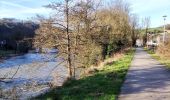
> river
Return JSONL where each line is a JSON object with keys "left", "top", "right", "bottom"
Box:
{"left": 0, "top": 53, "right": 68, "bottom": 99}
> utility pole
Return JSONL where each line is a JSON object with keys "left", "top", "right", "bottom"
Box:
{"left": 163, "top": 15, "right": 167, "bottom": 43}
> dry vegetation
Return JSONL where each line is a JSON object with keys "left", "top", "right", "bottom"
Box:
{"left": 34, "top": 0, "right": 140, "bottom": 79}
{"left": 156, "top": 41, "right": 170, "bottom": 67}
{"left": 157, "top": 40, "right": 170, "bottom": 58}
{"left": 0, "top": 0, "right": 141, "bottom": 99}
{"left": 35, "top": 48, "right": 135, "bottom": 100}
{"left": 145, "top": 40, "right": 170, "bottom": 68}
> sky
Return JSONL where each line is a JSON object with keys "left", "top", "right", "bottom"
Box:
{"left": 0, "top": 0, "right": 170, "bottom": 27}
{"left": 128, "top": 0, "right": 170, "bottom": 28}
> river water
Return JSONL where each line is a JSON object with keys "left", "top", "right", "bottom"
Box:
{"left": 0, "top": 53, "right": 68, "bottom": 99}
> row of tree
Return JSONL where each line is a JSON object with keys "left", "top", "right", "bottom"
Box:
{"left": 34, "top": 0, "right": 140, "bottom": 78}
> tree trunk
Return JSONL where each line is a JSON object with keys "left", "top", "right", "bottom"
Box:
{"left": 65, "top": 0, "right": 72, "bottom": 78}
{"left": 143, "top": 28, "right": 148, "bottom": 46}
{"left": 102, "top": 44, "right": 108, "bottom": 60}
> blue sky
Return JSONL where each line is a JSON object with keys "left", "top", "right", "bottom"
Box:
{"left": 0, "top": 0, "right": 170, "bottom": 27}
{"left": 129, "top": 0, "right": 170, "bottom": 27}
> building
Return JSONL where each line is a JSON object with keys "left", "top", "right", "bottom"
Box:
{"left": 147, "top": 30, "right": 170, "bottom": 47}
{"left": 136, "top": 39, "right": 143, "bottom": 47}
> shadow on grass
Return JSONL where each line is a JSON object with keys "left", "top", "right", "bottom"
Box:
{"left": 35, "top": 50, "right": 134, "bottom": 100}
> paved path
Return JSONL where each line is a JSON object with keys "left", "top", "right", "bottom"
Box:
{"left": 119, "top": 48, "right": 170, "bottom": 100}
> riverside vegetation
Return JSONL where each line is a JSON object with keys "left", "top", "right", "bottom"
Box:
{"left": 32, "top": 0, "right": 140, "bottom": 99}
{"left": 34, "top": 0, "right": 140, "bottom": 79}
{"left": 1, "top": 0, "right": 141, "bottom": 99}
{"left": 35, "top": 48, "right": 135, "bottom": 100}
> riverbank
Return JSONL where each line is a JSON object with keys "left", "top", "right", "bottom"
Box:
{"left": 35, "top": 48, "right": 135, "bottom": 100}
{"left": 0, "top": 52, "right": 67, "bottom": 99}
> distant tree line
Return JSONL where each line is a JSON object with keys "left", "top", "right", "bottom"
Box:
{"left": 0, "top": 18, "right": 39, "bottom": 53}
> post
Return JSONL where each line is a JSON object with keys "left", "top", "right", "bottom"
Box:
{"left": 163, "top": 15, "right": 167, "bottom": 43}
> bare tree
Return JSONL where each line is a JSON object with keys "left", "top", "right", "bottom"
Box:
{"left": 34, "top": 0, "right": 74, "bottom": 78}
{"left": 34, "top": 0, "right": 102, "bottom": 78}
{"left": 142, "top": 17, "right": 150, "bottom": 46}
{"left": 95, "top": 0, "right": 133, "bottom": 56}
{"left": 130, "top": 14, "right": 139, "bottom": 47}
{"left": 34, "top": 0, "right": 139, "bottom": 79}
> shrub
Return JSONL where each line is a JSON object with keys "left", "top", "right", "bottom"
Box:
{"left": 156, "top": 41, "right": 170, "bottom": 58}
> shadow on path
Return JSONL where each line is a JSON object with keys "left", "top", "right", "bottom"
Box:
{"left": 119, "top": 48, "right": 170, "bottom": 100}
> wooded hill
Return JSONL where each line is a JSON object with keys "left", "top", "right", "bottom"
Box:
{"left": 0, "top": 18, "right": 39, "bottom": 52}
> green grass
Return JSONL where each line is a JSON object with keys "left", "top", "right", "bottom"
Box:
{"left": 0, "top": 50, "right": 15, "bottom": 58}
{"left": 144, "top": 48, "right": 170, "bottom": 69}
{"left": 35, "top": 49, "right": 135, "bottom": 100}
{"left": 140, "top": 27, "right": 163, "bottom": 35}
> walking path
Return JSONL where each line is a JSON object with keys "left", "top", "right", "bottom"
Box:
{"left": 119, "top": 48, "right": 170, "bottom": 100}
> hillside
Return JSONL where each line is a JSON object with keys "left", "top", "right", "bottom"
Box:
{"left": 0, "top": 18, "right": 39, "bottom": 52}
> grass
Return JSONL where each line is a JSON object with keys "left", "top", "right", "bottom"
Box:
{"left": 35, "top": 49, "right": 135, "bottom": 100}
{"left": 140, "top": 27, "right": 163, "bottom": 35}
{"left": 144, "top": 48, "right": 170, "bottom": 69}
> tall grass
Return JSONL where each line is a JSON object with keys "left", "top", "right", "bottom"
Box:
{"left": 145, "top": 47, "right": 170, "bottom": 69}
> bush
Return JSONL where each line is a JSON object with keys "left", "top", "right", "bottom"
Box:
{"left": 156, "top": 41, "right": 170, "bottom": 58}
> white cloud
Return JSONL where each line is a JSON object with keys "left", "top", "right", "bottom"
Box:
{"left": 1, "top": 1, "right": 30, "bottom": 9}
{"left": 0, "top": 0, "right": 53, "bottom": 19}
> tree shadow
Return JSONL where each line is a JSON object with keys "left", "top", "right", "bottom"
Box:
{"left": 120, "top": 64, "right": 170, "bottom": 95}
{"left": 119, "top": 48, "right": 170, "bottom": 99}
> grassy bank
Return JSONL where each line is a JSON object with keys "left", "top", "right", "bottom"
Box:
{"left": 144, "top": 48, "right": 170, "bottom": 69}
{"left": 35, "top": 49, "right": 135, "bottom": 100}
